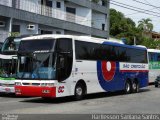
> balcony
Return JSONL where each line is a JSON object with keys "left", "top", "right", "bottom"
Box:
{"left": 0, "top": 0, "right": 92, "bottom": 28}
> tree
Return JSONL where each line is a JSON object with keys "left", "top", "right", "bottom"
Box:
{"left": 110, "top": 9, "right": 140, "bottom": 44}
{"left": 138, "top": 18, "right": 153, "bottom": 32}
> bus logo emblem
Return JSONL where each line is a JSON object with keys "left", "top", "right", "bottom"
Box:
{"left": 58, "top": 86, "right": 64, "bottom": 93}
{"left": 101, "top": 61, "right": 116, "bottom": 81}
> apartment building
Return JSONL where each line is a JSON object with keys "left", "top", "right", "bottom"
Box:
{"left": 0, "top": 0, "right": 109, "bottom": 42}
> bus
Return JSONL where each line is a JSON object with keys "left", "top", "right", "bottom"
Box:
{"left": 148, "top": 49, "right": 160, "bottom": 83}
{"left": 15, "top": 35, "right": 148, "bottom": 100}
{"left": 0, "top": 35, "right": 36, "bottom": 93}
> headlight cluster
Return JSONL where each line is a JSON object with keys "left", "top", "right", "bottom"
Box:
{"left": 15, "top": 82, "right": 22, "bottom": 86}
{"left": 41, "top": 83, "right": 54, "bottom": 87}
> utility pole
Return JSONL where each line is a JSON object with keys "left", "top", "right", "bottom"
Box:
{"left": 8, "top": 17, "right": 13, "bottom": 37}
{"left": 134, "top": 36, "right": 136, "bottom": 45}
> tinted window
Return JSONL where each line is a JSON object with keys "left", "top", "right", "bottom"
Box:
{"left": 75, "top": 41, "right": 98, "bottom": 60}
{"left": 56, "top": 38, "right": 72, "bottom": 52}
{"left": 75, "top": 40, "right": 147, "bottom": 63}
{"left": 149, "top": 52, "right": 160, "bottom": 61}
{"left": 127, "top": 49, "right": 147, "bottom": 63}
{"left": 19, "top": 39, "right": 54, "bottom": 52}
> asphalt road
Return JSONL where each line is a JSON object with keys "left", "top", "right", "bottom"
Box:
{"left": 0, "top": 85, "right": 160, "bottom": 120}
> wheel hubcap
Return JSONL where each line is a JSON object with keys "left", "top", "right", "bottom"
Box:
{"left": 76, "top": 87, "right": 82, "bottom": 96}
{"left": 126, "top": 83, "right": 130, "bottom": 92}
{"left": 133, "top": 83, "right": 137, "bottom": 90}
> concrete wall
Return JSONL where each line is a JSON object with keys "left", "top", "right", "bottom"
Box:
{"left": 92, "top": 11, "right": 107, "bottom": 31}
{"left": 52, "top": 0, "right": 65, "bottom": 20}
{"left": 39, "top": 24, "right": 64, "bottom": 34}
{"left": 0, "top": 0, "right": 12, "bottom": 7}
{"left": 65, "top": 2, "right": 92, "bottom": 27}
{"left": 76, "top": 6, "right": 92, "bottom": 27}
{"left": 13, "top": 20, "right": 39, "bottom": 35}
{"left": 0, "top": 30, "right": 9, "bottom": 42}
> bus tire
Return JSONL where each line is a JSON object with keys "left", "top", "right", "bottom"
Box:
{"left": 74, "top": 83, "right": 85, "bottom": 100}
{"left": 155, "top": 84, "right": 159, "bottom": 88}
{"left": 124, "top": 80, "right": 131, "bottom": 94}
{"left": 132, "top": 80, "right": 139, "bottom": 93}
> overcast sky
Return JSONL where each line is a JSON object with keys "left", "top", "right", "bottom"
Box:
{"left": 110, "top": 0, "right": 160, "bottom": 32}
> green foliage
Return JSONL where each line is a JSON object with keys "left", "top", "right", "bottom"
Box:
{"left": 141, "top": 37, "right": 160, "bottom": 49}
{"left": 110, "top": 9, "right": 140, "bottom": 44}
{"left": 9, "top": 32, "right": 20, "bottom": 37}
{"left": 138, "top": 18, "right": 153, "bottom": 32}
{"left": 110, "top": 8, "right": 159, "bottom": 49}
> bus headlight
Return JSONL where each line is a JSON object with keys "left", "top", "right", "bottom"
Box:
{"left": 47, "top": 83, "right": 54, "bottom": 87}
{"left": 15, "top": 82, "right": 22, "bottom": 86}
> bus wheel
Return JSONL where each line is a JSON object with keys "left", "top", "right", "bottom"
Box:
{"left": 132, "top": 81, "right": 139, "bottom": 93}
{"left": 155, "top": 84, "right": 159, "bottom": 88}
{"left": 74, "top": 83, "right": 85, "bottom": 100}
{"left": 124, "top": 80, "right": 131, "bottom": 94}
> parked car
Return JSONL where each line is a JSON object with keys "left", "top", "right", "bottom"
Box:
{"left": 155, "top": 75, "right": 160, "bottom": 87}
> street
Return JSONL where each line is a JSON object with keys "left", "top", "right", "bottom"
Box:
{"left": 0, "top": 85, "right": 160, "bottom": 119}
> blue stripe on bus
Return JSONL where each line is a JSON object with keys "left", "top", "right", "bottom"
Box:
{"left": 103, "top": 41, "right": 146, "bottom": 50}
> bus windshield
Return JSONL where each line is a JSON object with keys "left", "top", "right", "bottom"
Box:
{"left": 17, "top": 39, "right": 56, "bottom": 80}
{"left": 0, "top": 58, "right": 17, "bottom": 78}
{"left": 1, "top": 37, "right": 21, "bottom": 53}
{"left": 17, "top": 52, "right": 56, "bottom": 80}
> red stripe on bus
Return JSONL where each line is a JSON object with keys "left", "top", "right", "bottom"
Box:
{"left": 15, "top": 86, "right": 56, "bottom": 98}
{"left": 120, "top": 70, "right": 149, "bottom": 72}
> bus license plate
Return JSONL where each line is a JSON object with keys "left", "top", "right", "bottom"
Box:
{"left": 5, "top": 88, "right": 11, "bottom": 92}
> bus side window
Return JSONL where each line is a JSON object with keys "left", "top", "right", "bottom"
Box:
{"left": 158, "top": 55, "right": 160, "bottom": 61}
{"left": 56, "top": 38, "right": 73, "bottom": 81}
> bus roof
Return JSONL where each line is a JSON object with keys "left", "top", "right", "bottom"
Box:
{"left": 21, "top": 34, "right": 123, "bottom": 43}
{"left": 21, "top": 34, "right": 147, "bottom": 50}
{"left": 148, "top": 49, "right": 160, "bottom": 53}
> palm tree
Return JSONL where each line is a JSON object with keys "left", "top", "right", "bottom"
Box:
{"left": 138, "top": 18, "right": 153, "bottom": 32}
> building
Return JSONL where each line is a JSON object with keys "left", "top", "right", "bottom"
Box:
{"left": 144, "top": 31, "right": 160, "bottom": 40}
{"left": 0, "top": 0, "right": 109, "bottom": 42}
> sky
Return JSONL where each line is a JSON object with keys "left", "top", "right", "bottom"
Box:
{"left": 110, "top": 0, "right": 160, "bottom": 32}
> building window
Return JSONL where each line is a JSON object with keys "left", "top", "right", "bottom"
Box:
{"left": 102, "top": 1, "right": 106, "bottom": 6}
{"left": 56, "top": 31, "right": 61, "bottom": 34}
{"left": 102, "top": 24, "right": 105, "bottom": 31}
{"left": 41, "top": 30, "right": 52, "bottom": 34}
{"left": 57, "top": 2, "right": 61, "bottom": 8}
{"left": 12, "top": 25, "right": 20, "bottom": 33}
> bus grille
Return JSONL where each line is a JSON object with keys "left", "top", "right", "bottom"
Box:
{"left": 22, "top": 83, "right": 40, "bottom": 86}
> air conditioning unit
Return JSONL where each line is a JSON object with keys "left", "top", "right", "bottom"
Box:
{"left": 0, "top": 21, "right": 5, "bottom": 27}
{"left": 27, "top": 24, "right": 35, "bottom": 30}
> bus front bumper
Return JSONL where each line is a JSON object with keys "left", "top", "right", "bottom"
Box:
{"left": 0, "top": 86, "right": 15, "bottom": 93}
{"left": 15, "top": 86, "right": 56, "bottom": 98}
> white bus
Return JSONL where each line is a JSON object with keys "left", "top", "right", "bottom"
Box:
{"left": 148, "top": 49, "right": 160, "bottom": 83}
{"left": 15, "top": 35, "right": 148, "bottom": 100}
{"left": 0, "top": 35, "right": 36, "bottom": 93}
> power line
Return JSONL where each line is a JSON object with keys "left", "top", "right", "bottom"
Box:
{"left": 110, "top": 2, "right": 160, "bottom": 18}
{"left": 131, "top": 0, "right": 160, "bottom": 9}
{"left": 125, "top": 8, "right": 158, "bottom": 16}
{"left": 111, "top": 0, "right": 160, "bottom": 15}
{"left": 142, "top": 0, "right": 160, "bottom": 11}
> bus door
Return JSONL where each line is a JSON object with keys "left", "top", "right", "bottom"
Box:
{"left": 56, "top": 38, "right": 73, "bottom": 82}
